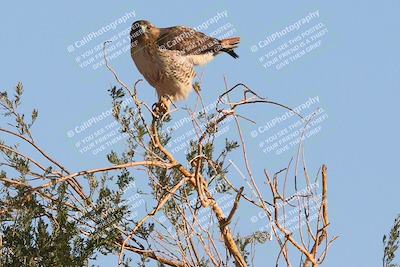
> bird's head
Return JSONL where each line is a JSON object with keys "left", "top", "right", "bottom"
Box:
{"left": 130, "top": 20, "right": 159, "bottom": 48}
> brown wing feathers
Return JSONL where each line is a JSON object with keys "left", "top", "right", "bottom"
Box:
{"left": 157, "top": 26, "right": 240, "bottom": 59}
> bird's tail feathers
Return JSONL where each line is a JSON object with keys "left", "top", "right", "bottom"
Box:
{"left": 220, "top": 37, "right": 240, "bottom": 59}
{"left": 221, "top": 37, "right": 240, "bottom": 49}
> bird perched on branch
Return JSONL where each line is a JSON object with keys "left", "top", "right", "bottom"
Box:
{"left": 130, "top": 20, "right": 240, "bottom": 113}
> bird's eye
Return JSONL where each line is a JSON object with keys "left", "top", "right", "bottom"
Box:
{"left": 147, "top": 25, "right": 152, "bottom": 30}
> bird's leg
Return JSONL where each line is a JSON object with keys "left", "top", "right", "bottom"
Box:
{"left": 160, "top": 95, "right": 171, "bottom": 114}
{"left": 153, "top": 95, "right": 171, "bottom": 117}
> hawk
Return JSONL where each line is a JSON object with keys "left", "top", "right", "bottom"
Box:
{"left": 130, "top": 20, "right": 240, "bottom": 110}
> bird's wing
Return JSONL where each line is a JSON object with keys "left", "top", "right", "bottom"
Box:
{"left": 156, "top": 26, "right": 222, "bottom": 56}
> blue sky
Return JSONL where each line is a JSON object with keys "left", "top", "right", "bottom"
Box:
{"left": 1, "top": 1, "right": 400, "bottom": 266}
